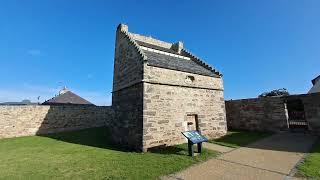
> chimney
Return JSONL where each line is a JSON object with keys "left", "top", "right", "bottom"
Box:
{"left": 59, "top": 86, "right": 69, "bottom": 95}
{"left": 117, "top": 23, "right": 128, "bottom": 32}
{"left": 172, "top": 41, "right": 184, "bottom": 54}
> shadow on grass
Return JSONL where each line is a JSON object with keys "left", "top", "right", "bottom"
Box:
{"left": 210, "top": 130, "right": 273, "bottom": 148}
{"left": 148, "top": 145, "right": 186, "bottom": 155}
{"left": 38, "top": 127, "right": 194, "bottom": 156}
{"left": 210, "top": 129, "right": 317, "bottom": 153}
{"left": 38, "top": 127, "right": 131, "bottom": 152}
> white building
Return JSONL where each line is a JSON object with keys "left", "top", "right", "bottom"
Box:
{"left": 308, "top": 75, "right": 320, "bottom": 94}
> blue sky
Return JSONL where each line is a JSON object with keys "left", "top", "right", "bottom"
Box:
{"left": 0, "top": 0, "right": 319, "bottom": 105}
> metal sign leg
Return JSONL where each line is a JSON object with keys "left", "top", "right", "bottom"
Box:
{"left": 197, "top": 143, "right": 202, "bottom": 153}
{"left": 188, "top": 140, "right": 194, "bottom": 157}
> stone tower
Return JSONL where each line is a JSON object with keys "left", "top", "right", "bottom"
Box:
{"left": 111, "top": 24, "right": 227, "bottom": 151}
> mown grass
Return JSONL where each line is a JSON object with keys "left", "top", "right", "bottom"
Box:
{"left": 0, "top": 127, "right": 218, "bottom": 180}
{"left": 209, "top": 130, "right": 273, "bottom": 148}
{"left": 297, "top": 140, "right": 320, "bottom": 178}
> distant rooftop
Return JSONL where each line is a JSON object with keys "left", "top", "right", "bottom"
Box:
{"left": 42, "top": 89, "right": 94, "bottom": 106}
{"left": 311, "top": 75, "right": 320, "bottom": 85}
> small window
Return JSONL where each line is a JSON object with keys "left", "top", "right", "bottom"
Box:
{"left": 185, "top": 75, "right": 195, "bottom": 84}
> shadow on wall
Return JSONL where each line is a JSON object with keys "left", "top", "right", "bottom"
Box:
{"left": 35, "top": 105, "right": 124, "bottom": 150}
{"left": 35, "top": 105, "right": 111, "bottom": 135}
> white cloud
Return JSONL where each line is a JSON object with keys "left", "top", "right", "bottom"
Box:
{"left": 27, "top": 49, "right": 42, "bottom": 56}
{"left": 0, "top": 84, "right": 111, "bottom": 106}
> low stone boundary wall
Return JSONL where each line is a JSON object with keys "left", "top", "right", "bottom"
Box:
{"left": 226, "top": 97, "right": 287, "bottom": 132}
{"left": 0, "top": 105, "right": 114, "bottom": 139}
{"left": 226, "top": 93, "right": 320, "bottom": 134}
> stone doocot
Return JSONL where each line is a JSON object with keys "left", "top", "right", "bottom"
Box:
{"left": 111, "top": 24, "right": 227, "bottom": 151}
{"left": 226, "top": 92, "right": 320, "bottom": 134}
{"left": 0, "top": 105, "right": 114, "bottom": 139}
{"left": 0, "top": 24, "right": 227, "bottom": 152}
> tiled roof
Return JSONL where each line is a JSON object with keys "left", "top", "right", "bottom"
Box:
{"left": 42, "top": 91, "right": 94, "bottom": 106}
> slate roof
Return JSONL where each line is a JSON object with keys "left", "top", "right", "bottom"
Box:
{"left": 312, "top": 75, "right": 320, "bottom": 85}
{"left": 118, "top": 24, "right": 221, "bottom": 77}
{"left": 42, "top": 91, "right": 94, "bottom": 106}
{"left": 142, "top": 51, "right": 216, "bottom": 77}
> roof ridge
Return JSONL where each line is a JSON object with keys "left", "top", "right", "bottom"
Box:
{"left": 43, "top": 91, "right": 93, "bottom": 105}
{"left": 181, "top": 49, "right": 222, "bottom": 77}
{"left": 119, "top": 29, "right": 147, "bottom": 61}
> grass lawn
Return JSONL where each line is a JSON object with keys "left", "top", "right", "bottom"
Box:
{"left": 297, "top": 140, "right": 320, "bottom": 178}
{"left": 209, "top": 130, "right": 273, "bottom": 148}
{"left": 0, "top": 127, "right": 217, "bottom": 180}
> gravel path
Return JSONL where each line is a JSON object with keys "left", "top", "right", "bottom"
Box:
{"left": 163, "top": 132, "right": 317, "bottom": 180}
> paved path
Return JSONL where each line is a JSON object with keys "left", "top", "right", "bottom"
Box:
{"left": 164, "top": 132, "right": 317, "bottom": 180}
{"left": 202, "top": 142, "right": 234, "bottom": 153}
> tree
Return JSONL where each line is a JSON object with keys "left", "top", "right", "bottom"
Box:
{"left": 258, "top": 88, "right": 289, "bottom": 98}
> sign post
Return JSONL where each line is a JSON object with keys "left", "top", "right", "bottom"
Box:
{"left": 181, "top": 130, "right": 208, "bottom": 157}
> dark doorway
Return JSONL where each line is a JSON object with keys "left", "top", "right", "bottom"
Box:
{"left": 285, "top": 99, "right": 308, "bottom": 132}
{"left": 186, "top": 114, "right": 199, "bottom": 132}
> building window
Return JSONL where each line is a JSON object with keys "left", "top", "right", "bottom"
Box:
{"left": 185, "top": 75, "right": 195, "bottom": 84}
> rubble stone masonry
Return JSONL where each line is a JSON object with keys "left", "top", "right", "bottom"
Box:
{"left": 111, "top": 25, "right": 144, "bottom": 150}
{"left": 226, "top": 93, "right": 320, "bottom": 134}
{"left": 226, "top": 97, "right": 287, "bottom": 132}
{"left": 143, "top": 65, "right": 227, "bottom": 150}
{"left": 0, "top": 105, "right": 114, "bottom": 139}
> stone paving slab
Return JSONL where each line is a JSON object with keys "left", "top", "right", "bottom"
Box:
{"left": 163, "top": 132, "right": 317, "bottom": 180}
{"left": 202, "top": 142, "right": 234, "bottom": 153}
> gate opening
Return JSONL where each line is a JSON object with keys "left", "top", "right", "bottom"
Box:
{"left": 285, "top": 99, "right": 308, "bottom": 132}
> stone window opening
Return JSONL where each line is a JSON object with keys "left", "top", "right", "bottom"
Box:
{"left": 185, "top": 114, "right": 199, "bottom": 132}
{"left": 185, "top": 75, "right": 195, "bottom": 84}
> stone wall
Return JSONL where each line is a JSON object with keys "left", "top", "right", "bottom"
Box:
{"left": 130, "top": 32, "right": 173, "bottom": 49}
{"left": 226, "top": 93, "right": 320, "bottom": 134}
{"left": 143, "top": 83, "right": 227, "bottom": 149}
{"left": 111, "top": 25, "right": 144, "bottom": 151}
{"left": 144, "top": 65, "right": 223, "bottom": 90}
{"left": 112, "top": 83, "right": 144, "bottom": 151}
{"left": 0, "top": 105, "right": 114, "bottom": 139}
{"left": 112, "top": 25, "right": 144, "bottom": 92}
{"left": 226, "top": 97, "right": 287, "bottom": 132}
{"left": 143, "top": 65, "right": 227, "bottom": 150}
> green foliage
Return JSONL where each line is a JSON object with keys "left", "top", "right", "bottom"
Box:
{"left": 209, "top": 130, "right": 272, "bottom": 148}
{"left": 297, "top": 141, "right": 320, "bottom": 178}
{"left": 258, "top": 88, "right": 289, "bottom": 98}
{"left": 0, "top": 127, "right": 217, "bottom": 180}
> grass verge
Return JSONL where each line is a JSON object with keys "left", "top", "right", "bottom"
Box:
{"left": 297, "top": 140, "right": 320, "bottom": 178}
{"left": 0, "top": 127, "right": 217, "bottom": 180}
{"left": 209, "top": 130, "right": 273, "bottom": 148}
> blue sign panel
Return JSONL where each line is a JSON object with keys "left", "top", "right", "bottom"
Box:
{"left": 182, "top": 130, "right": 208, "bottom": 144}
